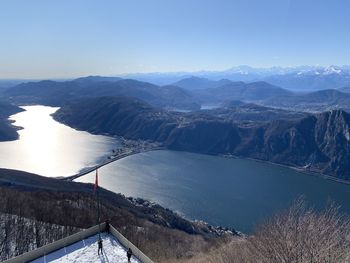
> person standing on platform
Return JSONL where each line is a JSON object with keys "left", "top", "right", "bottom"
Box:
{"left": 127, "top": 247, "right": 133, "bottom": 262}
{"left": 98, "top": 238, "right": 103, "bottom": 255}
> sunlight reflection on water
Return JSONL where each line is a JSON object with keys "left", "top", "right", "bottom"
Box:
{"left": 0, "top": 105, "right": 118, "bottom": 177}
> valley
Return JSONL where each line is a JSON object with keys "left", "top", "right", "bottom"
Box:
{"left": 0, "top": 105, "right": 349, "bottom": 235}
{"left": 1, "top": 70, "right": 350, "bottom": 262}
{"left": 53, "top": 95, "right": 350, "bottom": 181}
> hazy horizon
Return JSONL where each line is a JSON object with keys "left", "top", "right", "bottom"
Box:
{"left": 1, "top": 64, "right": 350, "bottom": 81}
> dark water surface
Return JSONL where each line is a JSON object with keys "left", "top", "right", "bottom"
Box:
{"left": 76, "top": 150, "right": 350, "bottom": 233}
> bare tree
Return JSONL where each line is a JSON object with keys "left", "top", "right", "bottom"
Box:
{"left": 248, "top": 199, "right": 350, "bottom": 263}
{"left": 177, "top": 199, "right": 350, "bottom": 263}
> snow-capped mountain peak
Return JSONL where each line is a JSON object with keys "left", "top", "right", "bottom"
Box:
{"left": 295, "top": 65, "right": 346, "bottom": 76}
{"left": 323, "top": 65, "right": 342, "bottom": 75}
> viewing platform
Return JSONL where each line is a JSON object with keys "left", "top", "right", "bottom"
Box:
{"left": 4, "top": 222, "right": 153, "bottom": 263}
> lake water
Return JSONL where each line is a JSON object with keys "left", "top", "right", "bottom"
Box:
{"left": 0, "top": 106, "right": 118, "bottom": 177}
{"left": 76, "top": 150, "right": 350, "bottom": 233}
{"left": 1, "top": 106, "right": 349, "bottom": 233}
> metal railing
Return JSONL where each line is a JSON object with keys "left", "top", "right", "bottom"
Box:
{"left": 109, "top": 225, "right": 154, "bottom": 263}
{"left": 4, "top": 222, "right": 154, "bottom": 263}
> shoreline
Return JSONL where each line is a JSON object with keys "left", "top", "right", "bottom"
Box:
{"left": 66, "top": 143, "right": 350, "bottom": 186}
{"left": 237, "top": 156, "right": 350, "bottom": 186}
{"left": 2, "top": 147, "right": 348, "bottom": 236}
{"left": 50, "top": 105, "right": 350, "bottom": 186}
{"left": 5, "top": 105, "right": 350, "bottom": 186}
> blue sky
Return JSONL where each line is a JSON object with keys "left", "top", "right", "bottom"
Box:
{"left": 0, "top": 0, "right": 349, "bottom": 78}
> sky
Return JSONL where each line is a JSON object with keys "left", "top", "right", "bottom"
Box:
{"left": 0, "top": 0, "right": 349, "bottom": 78}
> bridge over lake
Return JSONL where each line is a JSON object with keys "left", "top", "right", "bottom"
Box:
{"left": 62, "top": 146, "right": 165, "bottom": 181}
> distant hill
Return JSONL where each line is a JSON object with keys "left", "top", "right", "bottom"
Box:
{"left": 339, "top": 86, "right": 350, "bottom": 93}
{"left": 192, "top": 81, "right": 292, "bottom": 104}
{"left": 0, "top": 101, "right": 23, "bottom": 141}
{"left": 263, "top": 89, "right": 350, "bottom": 112}
{"left": 54, "top": 96, "right": 350, "bottom": 180}
{"left": 172, "top": 76, "right": 232, "bottom": 90}
{"left": 0, "top": 79, "right": 28, "bottom": 90}
{"left": 4, "top": 77, "right": 200, "bottom": 110}
{"left": 204, "top": 101, "right": 308, "bottom": 122}
{"left": 73, "top": 75, "right": 123, "bottom": 83}
{"left": 304, "top": 89, "right": 348, "bottom": 101}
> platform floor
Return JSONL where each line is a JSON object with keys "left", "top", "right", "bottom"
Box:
{"left": 31, "top": 233, "right": 141, "bottom": 263}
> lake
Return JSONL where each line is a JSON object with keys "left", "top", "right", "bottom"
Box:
{"left": 1, "top": 105, "right": 349, "bottom": 233}
{"left": 0, "top": 106, "right": 118, "bottom": 177}
{"left": 76, "top": 150, "right": 350, "bottom": 233}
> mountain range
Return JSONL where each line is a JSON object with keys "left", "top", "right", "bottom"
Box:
{"left": 3, "top": 73, "right": 350, "bottom": 180}
{"left": 124, "top": 65, "right": 350, "bottom": 91}
{"left": 5, "top": 75, "right": 350, "bottom": 114}
{"left": 2, "top": 65, "right": 350, "bottom": 91}
{"left": 191, "top": 81, "right": 292, "bottom": 105}
{"left": 53, "top": 96, "right": 350, "bottom": 181}
{"left": 4, "top": 77, "right": 200, "bottom": 110}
